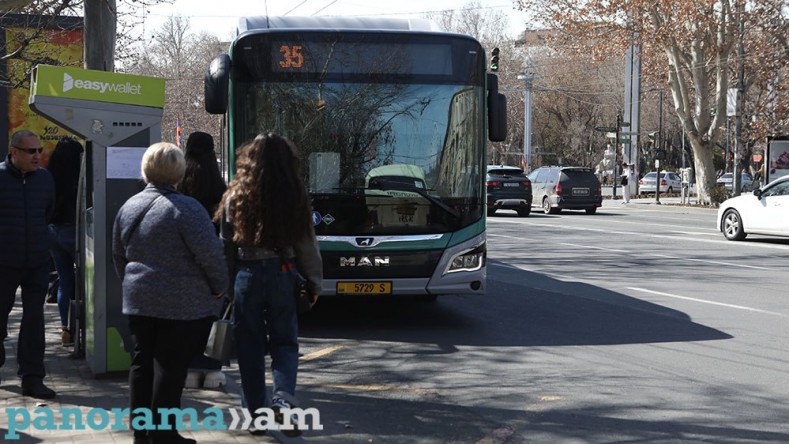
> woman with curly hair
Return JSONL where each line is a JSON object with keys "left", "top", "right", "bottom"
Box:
{"left": 217, "top": 133, "right": 322, "bottom": 436}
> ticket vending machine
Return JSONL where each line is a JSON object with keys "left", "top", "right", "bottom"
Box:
{"left": 29, "top": 65, "right": 165, "bottom": 375}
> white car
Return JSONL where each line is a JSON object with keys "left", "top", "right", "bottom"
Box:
{"left": 717, "top": 175, "right": 789, "bottom": 240}
{"left": 639, "top": 171, "right": 682, "bottom": 194}
{"left": 716, "top": 172, "right": 754, "bottom": 192}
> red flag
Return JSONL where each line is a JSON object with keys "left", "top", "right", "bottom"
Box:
{"left": 176, "top": 118, "right": 182, "bottom": 147}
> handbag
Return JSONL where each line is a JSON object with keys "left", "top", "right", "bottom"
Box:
{"left": 204, "top": 300, "right": 235, "bottom": 360}
{"left": 293, "top": 269, "right": 312, "bottom": 314}
{"left": 280, "top": 255, "right": 313, "bottom": 314}
{"left": 621, "top": 175, "right": 628, "bottom": 186}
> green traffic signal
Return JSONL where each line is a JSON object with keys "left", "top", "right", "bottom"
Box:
{"left": 490, "top": 47, "right": 500, "bottom": 72}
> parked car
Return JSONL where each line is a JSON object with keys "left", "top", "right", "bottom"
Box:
{"left": 527, "top": 166, "right": 602, "bottom": 214}
{"left": 717, "top": 174, "right": 789, "bottom": 240}
{"left": 639, "top": 171, "right": 682, "bottom": 195}
{"left": 486, "top": 165, "right": 531, "bottom": 217}
{"left": 716, "top": 172, "right": 754, "bottom": 192}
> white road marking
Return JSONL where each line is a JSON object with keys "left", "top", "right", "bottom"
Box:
{"left": 488, "top": 219, "right": 789, "bottom": 251}
{"left": 650, "top": 253, "right": 776, "bottom": 270}
{"left": 669, "top": 230, "right": 720, "bottom": 236}
{"left": 559, "top": 242, "right": 628, "bottom": 253}
{"left": 627, "top": 287, "right": 785, "bottom": 316}
{"left": 490, "top": 235, "right": 778, "bottom": 270}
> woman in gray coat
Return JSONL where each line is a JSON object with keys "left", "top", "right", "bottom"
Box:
{"left": 112, "top": 142, "right": 228, "bottom": 444}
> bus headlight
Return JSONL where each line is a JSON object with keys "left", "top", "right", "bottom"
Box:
{"left": 446, "top": 244, "right": 486, "bottom": 273}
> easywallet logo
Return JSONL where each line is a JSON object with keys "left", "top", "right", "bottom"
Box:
{"left": 62, "top": 72, "right": 142, "bottom": 95}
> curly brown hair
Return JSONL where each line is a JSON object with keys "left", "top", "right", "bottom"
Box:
{"left": 216, "top": 133, "right": 312, "bottom": 249}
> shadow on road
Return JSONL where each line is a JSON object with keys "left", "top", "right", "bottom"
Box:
{"left": 299, "top": 262, "right": 731, "bottom": 347}
{"left": 291, "top": 386, "right": 789, "bottom": 443}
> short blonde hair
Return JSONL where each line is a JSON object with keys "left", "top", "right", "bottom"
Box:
{"left": 141, "top": 142, "right": 185, "bottom": 186}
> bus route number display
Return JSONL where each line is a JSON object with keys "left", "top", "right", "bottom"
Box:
{"left": 278, "top": 45, "right": 304, "bottom": 69}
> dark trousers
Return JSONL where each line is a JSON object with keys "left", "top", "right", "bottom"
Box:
{"left": 0, "top": 265, "right": 48, "bottom": 380}
{"left": 127, "top": 315, "right": 212, "bottom": 439}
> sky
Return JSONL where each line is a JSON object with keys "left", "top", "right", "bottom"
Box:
{"left": 140, "top": 0, "right": 533, "bottom": 41}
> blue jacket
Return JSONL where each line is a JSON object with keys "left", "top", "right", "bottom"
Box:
{"left": 0, "top": 155, "right": 55, "bottom": 268}
{"left": 112, "top": 184, "right": 228, "bottom": 320}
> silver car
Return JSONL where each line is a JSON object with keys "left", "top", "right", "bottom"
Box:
{"left": 716, "top": 172, "right": 754, "bottom": 192}
{"left": 638, "top": 171, "right": 682, "bottom": 195}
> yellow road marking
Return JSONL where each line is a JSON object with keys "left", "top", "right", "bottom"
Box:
{"left": 299, "top": 344, "right": 344, "bottom": 361}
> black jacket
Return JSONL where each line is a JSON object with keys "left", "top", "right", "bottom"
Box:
{"left": 0, "top": 155, "right": 55, "bottom": 268}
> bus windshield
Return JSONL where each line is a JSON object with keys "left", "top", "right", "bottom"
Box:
{"left": 231, "top": 32, "right": 485, "bottom": 235}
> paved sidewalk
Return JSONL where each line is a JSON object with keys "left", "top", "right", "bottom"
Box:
{"left": 0, "top": 296, "right": 283, "bottom": 443}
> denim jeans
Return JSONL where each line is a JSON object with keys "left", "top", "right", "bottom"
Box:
{"left": 48, "top": 224, "right": 76, "bottom": 328}
{"left": 233, "top": 257, "right": 299, "bottom": 412}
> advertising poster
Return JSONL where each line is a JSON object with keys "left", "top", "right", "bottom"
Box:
{"left": 3, "top": 18, "right": 83, "bottom": 166}
{"left": 766, "top": 138, "right": 789, "bottom": 184}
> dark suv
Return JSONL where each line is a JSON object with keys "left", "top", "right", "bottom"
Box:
{"left": 486, "top": 165, "right": 532, "bottom": 217}
{"left": 527, "top": 166, "right": 602, "bottom": 214}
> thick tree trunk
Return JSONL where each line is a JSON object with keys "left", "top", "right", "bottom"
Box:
{"left": 83, "top": 0, "right": 116, "bottom": 71}
{"left": 687, "top": 134, "right": 716, "bottom": 205}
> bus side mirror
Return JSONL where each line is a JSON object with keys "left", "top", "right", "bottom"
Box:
{"left": 205, "top": 54, "right": 231, "bottom": 115}
{"left": 487, "top": 74, "right": 507, "bottom": 142}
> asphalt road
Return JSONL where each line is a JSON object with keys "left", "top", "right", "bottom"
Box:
{"left": 292, "top": 201, "right": 789, "bottom": 443}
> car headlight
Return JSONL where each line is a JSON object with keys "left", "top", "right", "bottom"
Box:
{"left": 445, "top": 243, "right": 486, "bottom": 273}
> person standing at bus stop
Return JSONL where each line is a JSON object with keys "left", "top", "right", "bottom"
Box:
{"left": 177, "top": 131, "right": 228, "bottom": 388}
{"left": 0, "top": 129, "right": 56, "bottom": 399}
{"left": 46, "top": 137, "right": 83, "bottom": 347}
{"left": 113, "top": 142, "right": 227, "bottom": 444}
{"left": 217, "top": 133, "right": 321, "bottom": 435}
{"left": 621, "top": 163, "right": 636, "bottom": 204}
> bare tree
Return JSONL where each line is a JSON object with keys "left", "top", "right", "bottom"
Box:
{"left": 516, "top": 0, "right": 788, "bottom": 204}
{"left": 124, "top": 15, "right": 224, "bottom": 144}
{"left": 425, "top": 1, "right": 510, "bottom": 45}
{"left": 2, "top": 0, "right": 174, "bottom": 72}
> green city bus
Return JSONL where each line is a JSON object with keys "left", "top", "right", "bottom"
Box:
{"left": 204, "top": 16, "right": 506, "bottom": 299}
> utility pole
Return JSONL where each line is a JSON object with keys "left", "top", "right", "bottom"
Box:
{"left": 84, "top": 0, "right": 117, "bottom": 71}
{"left": 732, "top": 2, "right": 745, "bottom": 196}
{"left": 655, "top": 90, "right": 663, "bottom": 205}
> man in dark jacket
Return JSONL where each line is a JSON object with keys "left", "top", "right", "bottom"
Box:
{"left": 0, "top": 130, "right": 57, "bottom": 399}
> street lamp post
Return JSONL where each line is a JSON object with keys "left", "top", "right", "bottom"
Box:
{"left": 517, "top": 73, "right": 535, "bottom": 172}
{"left": 655, "top": 89, "right": 663, "bottom": 205}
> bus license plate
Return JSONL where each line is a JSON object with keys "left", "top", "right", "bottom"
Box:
{"left": 337, "top": 282, "right": 392, "bottom": 295}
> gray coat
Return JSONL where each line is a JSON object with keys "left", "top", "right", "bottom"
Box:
{"left": 112, "top": 184, "right": 228, "bottom": 320}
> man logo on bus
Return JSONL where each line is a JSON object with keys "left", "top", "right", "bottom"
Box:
{"left": 355, "top": 237, "right": 374, "bottom": 247}
{"left": 339, "top": 256, "right": 390, "bottom": 267}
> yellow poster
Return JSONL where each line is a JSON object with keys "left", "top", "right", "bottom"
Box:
{"left": 6, "top": 26, "right": 83, "bottom": 167}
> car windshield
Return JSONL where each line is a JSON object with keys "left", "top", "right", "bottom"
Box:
{"left": 720, "top": 173, "right": 733, "bottom": 180}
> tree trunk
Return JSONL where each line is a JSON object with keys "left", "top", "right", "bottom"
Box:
{"left": 84, "top": 0, "right": 116, "bottom": 71}
{"left": 687, "top": 133, "right": 716, "bottom": 205}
